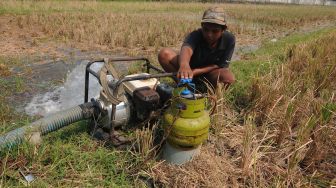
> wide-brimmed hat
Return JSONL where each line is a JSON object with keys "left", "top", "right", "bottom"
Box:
{"left": 201, "top": 7, "right": 226, "bottom": 26}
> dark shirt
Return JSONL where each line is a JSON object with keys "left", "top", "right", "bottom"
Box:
{"left": 183, "top": 29, "right": 235, "bottom": 69}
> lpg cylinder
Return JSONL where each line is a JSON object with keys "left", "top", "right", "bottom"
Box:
{"left": 162, "top": 80, "right": 210, "bottom": 164}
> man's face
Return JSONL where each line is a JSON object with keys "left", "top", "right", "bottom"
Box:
{"left": 201, "top": 23, "right": 224, "bottom": 46}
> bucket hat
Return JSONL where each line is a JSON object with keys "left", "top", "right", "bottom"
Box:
{"left": 201, "top": 7, "right": 226, "bottom": 26}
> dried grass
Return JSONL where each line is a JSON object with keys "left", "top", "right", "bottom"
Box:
{"left": 2, "top": 1, "right": 336, "bottom": 56}
{"left": 0, "top": 64, "right": 11, "bottom": 77}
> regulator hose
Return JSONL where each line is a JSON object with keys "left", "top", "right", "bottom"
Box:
{"left": 0, "top": 102, "right": 97, "bottom": 151}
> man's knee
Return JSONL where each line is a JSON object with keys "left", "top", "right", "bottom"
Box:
{"left": 158, "top": 48, "right": 174, "bottom": 64}
{"left": 221, "top": 73, "right": 235, "bottom": 84}
{"left": 206, "top": 68, "right": 235, "bottom": 86}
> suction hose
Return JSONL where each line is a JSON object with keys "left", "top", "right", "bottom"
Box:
{"left": 0, "top": 102, "right": 98, "bottom": 151}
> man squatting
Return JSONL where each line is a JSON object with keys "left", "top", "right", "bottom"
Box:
{"left": 158, "top": 7, "right": 235, "bottom": 89}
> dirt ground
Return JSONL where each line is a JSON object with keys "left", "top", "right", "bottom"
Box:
{"left": 0, "top": 15, "right": 111, "bottom": 59}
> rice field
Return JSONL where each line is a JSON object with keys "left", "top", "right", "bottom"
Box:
{"left": 0, "top": 1, "right": 335, "bottom": 187}
{"left": 1, "top": 1, "right": 336, "bottom": 55}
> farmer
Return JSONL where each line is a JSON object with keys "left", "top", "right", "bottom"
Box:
{"left": 158, "top": 7, "right": 235, "bottom": 89}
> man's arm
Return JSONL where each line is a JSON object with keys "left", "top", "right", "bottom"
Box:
{"left": 178, "top": 45, "right": 220, "bottom": 78}
{"left": 177, "top": 46, "right": 194, "bottom": 79}
{"left": 192, "top": 64, "right": 219, "bottom": 77}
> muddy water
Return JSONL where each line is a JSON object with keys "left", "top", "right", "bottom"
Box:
{"left": 23, "top": 52, "right": 133, "bottom": 116}
{"left": 24, "top": 61, "right": 103, "bottom": 116}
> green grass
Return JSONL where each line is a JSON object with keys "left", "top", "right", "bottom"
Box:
{"left": 0, "top": 57, "right": 28, "bottom": 123}
{"left": 0, "top": 56, "right": 134, "bottom": 186}
{"left": 1, "top": 122, "right": 133, "bottom": 187}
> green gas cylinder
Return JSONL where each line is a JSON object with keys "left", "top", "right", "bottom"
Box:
{"left": 163, "top": 83, "right": 210, "bottom": 148}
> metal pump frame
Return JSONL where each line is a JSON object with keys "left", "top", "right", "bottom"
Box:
{"left": 84, "top": 57, "right": 176, "bottom": 103}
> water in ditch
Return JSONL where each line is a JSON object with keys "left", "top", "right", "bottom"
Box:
{"left": 24, "top": 61, "right": 103, "bottom": 117}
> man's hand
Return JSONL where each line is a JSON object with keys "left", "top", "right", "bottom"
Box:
{"left": 178, "top": 46, "right": 193, "bottom": 79}
{"left": 178, "top": 65, "right": 193, "bottom": 79}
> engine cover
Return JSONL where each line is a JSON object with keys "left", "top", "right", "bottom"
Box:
{"left": 133, "top": 87, "right": 160, "bottom": 121}
{"left": 123, "top": 73, "right": 159, "bottom": 96}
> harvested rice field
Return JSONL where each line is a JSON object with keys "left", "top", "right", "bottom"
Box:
{"left": 0, "top": 1, "right": 335, "bottom": 187}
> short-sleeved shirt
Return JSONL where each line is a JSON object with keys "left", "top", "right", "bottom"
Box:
{"left": 183, "top": 29, "right": 235, "bottom": 69}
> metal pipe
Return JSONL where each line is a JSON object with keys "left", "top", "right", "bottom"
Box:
{"left": 109, "top": 57, "right": 149, "bottom": 62}
{"left": 85, "top": 60, "right": 104, "bottom": 103}
{"left": 146, "top": 62, "right": 165, "bottom": 73}
{"left": 111, "top": 72, "right": 176, "bottom": 89}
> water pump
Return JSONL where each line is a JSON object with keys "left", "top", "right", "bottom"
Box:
{"left": 84, "top": 58, "right": 176, "bottom": 140}
{"left": 0, "top": 57, "right": 174, "bottom": 150}
{"left": 1, "top": 57, "right": 211, "bottom": 165}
